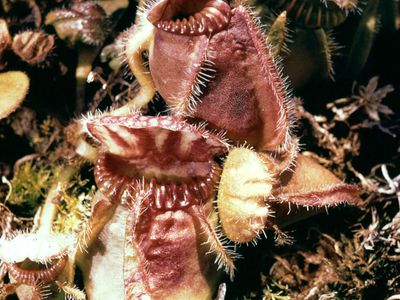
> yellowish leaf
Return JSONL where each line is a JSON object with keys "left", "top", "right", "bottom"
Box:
{"left": 0, "top": 71, "right": 29, "bottom": 119}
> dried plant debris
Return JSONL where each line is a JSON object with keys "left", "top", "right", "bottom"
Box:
{"left": 0, "top": 203, "right": 33, "bottom": 237}
{"left": 8, "top": 108, "right": 64, "bottom": 157}
{"left": 265, "top": 232, "right": 374, "bottom": 299}
{"left": 261, "top": 168, "right": 399, "bottom": 299}
{"left": 263, "top": 204, "right": 400, "bottom": 299}
{"left": 328, "top": 77, "right": 395, "bottom": 128}
{"left": 253, "top": 76, "right": 399, "bottom": 299}
{"left": 85, "top": 68, "right": 141, "bottom": 113}
{"left": 298, "top": 76, "right": 397, "bottom": 177}
{"left": 297, "top": 100, "right": 361, "bottom": 176}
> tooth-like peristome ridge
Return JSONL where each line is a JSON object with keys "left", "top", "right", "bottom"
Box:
{"left": 89, "top": 115, "right": 229, "bottom": 205}
{"left": 147, "top": 0, "right": 232, "bottom": 36}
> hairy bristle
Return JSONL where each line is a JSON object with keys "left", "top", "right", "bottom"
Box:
{"left": 316, "top": 29, "right": 341, "bottom": 80}
{"left": 241, "top": 5, "right": 295, "bottom": 152}
{"left": 189, "top": 205, "right": 240, "bottom": 280}
{"left": 56, "top": 281, "right": 86, "bottom": 300}
{"left": 276, "top": 183, "right": 361, "bottom": 207}
{"left": 168, "top": 52, "right": 217, "bottom": 116}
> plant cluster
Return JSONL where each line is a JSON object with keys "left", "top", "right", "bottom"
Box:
{"left": 0, "top": 0, "right": 398, "bottom": 299}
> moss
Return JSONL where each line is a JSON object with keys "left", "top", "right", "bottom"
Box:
{"left": 52, "top": 172, "right": 93, "bottom": 234}
{"left": 3, "top": 160, "right": 53, "bottom": 213}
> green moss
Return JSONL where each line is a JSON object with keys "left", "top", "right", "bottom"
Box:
{"left": 3, "top": 161, "right": 53, "bottom": 212}
{"left": 262, "top": 280, "right": 291, "bottom": 300}
{"left": 53, "top": 172, "right": 93, "bottom": 234}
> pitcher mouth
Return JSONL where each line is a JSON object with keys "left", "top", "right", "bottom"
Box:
{"left": 0, "top": 232, "right": 73, "bottom": 285}
{"left": 147, "top": 0, "right": 232, "bottom": 35}
{"left": 7, "top": 255, "right": 68, "bottom": 285}
{"left": 84, "top": 114, "right": 229, "bottom": 204}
